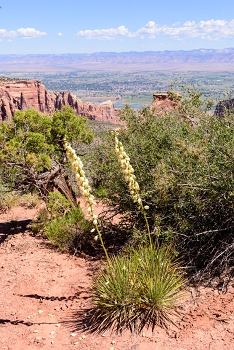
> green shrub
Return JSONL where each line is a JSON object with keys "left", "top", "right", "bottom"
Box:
{"left": 45, "top": 205, "right": 90, "bottom": 250}
{"left": 41, "top": 192, "right": 89, "bottom": 249}
{"left": 31, "top": 208, "right": 49, "bottom": 234}
{"left": 85, "top": 94, "right": 234, "bottom": 279}
{"left": 31, "top": 192, "right": 91, "bottom": 250}
{"left": 0, "top": 106, "right": 93, "bottom": 205}
{"left": 47, "top": 192, "right": 72, "bottom": 218}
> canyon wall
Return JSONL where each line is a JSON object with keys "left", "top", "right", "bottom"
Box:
{"left": 0, "top": 79, "right": 120, "bottom": 123}
{"left": 0, "top": 79, "right": 185, "bottom": 125}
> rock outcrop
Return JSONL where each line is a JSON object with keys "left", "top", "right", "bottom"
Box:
{"left": 150, "top": 93, "right": 181, "bottom": 114}
{"left": 0, "top": 79, "right": 120, "bottom": 123}
{"left": 214, "top": 98, "right": 234, "bottom": 118}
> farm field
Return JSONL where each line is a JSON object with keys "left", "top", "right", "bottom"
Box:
{"left": 1, "top": 70, "right": 234, "bottom": 107}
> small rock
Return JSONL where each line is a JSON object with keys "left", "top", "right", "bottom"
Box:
{"left": 34, "top": 336, "right": 42, "bottom": 343}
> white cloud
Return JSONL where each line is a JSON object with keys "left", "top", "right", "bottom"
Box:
{"left": 148, "top": 20, "right": 234, "bottom": 40}
{"left": 76, "top": 19, "right": 234, "bottom": 41}
{"left": 76, "top": 25, "right": 130, "bottom": 40}
{"left": 58, "top": 32, "right": 63, "bottom": 36}
{"left": 134, "top": 21, "right": 162, "bottom": 39}
{"left": 0, "top": 28, "right": 46, "bottom": 39}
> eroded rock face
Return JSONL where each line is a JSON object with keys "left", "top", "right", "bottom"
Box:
{"left": 214, "top": 98, "right": 234, "bottom": 118}
{"left": 0, "top": 79, "right": 120, "bottom": 123}
{"left": 150, "top": 93, "right": 181, "bottom": 114}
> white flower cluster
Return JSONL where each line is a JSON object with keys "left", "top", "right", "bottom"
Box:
{"left": 114, "top": 135, "right": 142, "bottom": 206}
{"left": 64, "top": 141, "right": 98, "bottom": 225}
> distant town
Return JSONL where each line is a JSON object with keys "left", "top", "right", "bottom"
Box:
{"left": 1, "top": 70, "right": 233, "bottom": 109}
{"left": 1, "top": 49, "right": 234, "bottom": 107}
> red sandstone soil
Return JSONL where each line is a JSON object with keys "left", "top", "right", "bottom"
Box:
{"left": 0, "top": 205, "right": 233, "bottom": 350}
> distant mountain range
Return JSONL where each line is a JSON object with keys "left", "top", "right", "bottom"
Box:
{"left": 1, "top": 48, "right": 234, "bottom": 72}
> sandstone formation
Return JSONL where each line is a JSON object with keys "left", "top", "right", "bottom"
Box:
{"left": 0, "top": 79, "right": 120, "bottom": 123}
{"left": 150, "top": 92, "right": 181, "bottom": 114}
{"left": 214, "top": 98, "right": 234, "bottom": 118}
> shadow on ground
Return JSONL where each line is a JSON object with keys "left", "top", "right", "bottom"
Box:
{"left": 0, "top": 318, "right": 71, "bottom": 327}
{"left": 0, "top": 219, "right": 31, "bottom": 244}
{"left": 17, "top": 291, "right": 90, "bottom": 302}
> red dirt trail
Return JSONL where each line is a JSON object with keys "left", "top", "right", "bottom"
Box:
{"left": 0, "top": 206, "right": 233, "bottom": 350}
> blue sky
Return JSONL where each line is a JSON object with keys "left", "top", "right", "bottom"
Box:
{"left": 0, "top": 0, "right": 234, "bottom": 54}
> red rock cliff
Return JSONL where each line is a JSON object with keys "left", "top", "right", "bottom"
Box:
{"left": 150, "top": 93, "right": 181, "bottom": 114}
{"left": 0, "top": 79, "right": 120, "bottom": 123}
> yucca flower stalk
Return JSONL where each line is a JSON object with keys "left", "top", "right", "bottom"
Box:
{"left": 114, "top": 133, "right": 152, "bottom": 246}
{"left": 63, "top": 140, "right": 110, "bottom": 263}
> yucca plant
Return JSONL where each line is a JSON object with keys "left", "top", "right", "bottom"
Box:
{"left": 90, "top": 252, "right": 140, "bottom": 333}
{"left": 89, "top": 244, "right": 185, "bottom": 333}
{"left": 132, "top": 244, "right": 186, "bottom": 330}
{"left": 64, "top": 137, "right": 186, "bottom": 333}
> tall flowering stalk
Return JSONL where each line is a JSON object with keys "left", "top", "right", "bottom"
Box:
{"left": 114, "top": 133, "right": 152, "bottom": 246}
{"left": 64, "top": 140, "right": 110, "bottom": 263}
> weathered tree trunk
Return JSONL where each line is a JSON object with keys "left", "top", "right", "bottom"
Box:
{"left": 23, "top": 160, "right": 77, "bottom": 206}
{"left": 53, "top": 173, "right": 77, "bottom": 206}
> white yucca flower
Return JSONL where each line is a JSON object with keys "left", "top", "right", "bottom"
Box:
{"left": 114, "top": 135, "right": 142, "bottom": 205}
{"left": 64, "top": 141, "right": 97, "bottom": 224}
{"left": 64, "top": 140, "right": 111, "bottom": 263}
{"left": 114, "top": 134, "right": 152, "bottom": 245}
